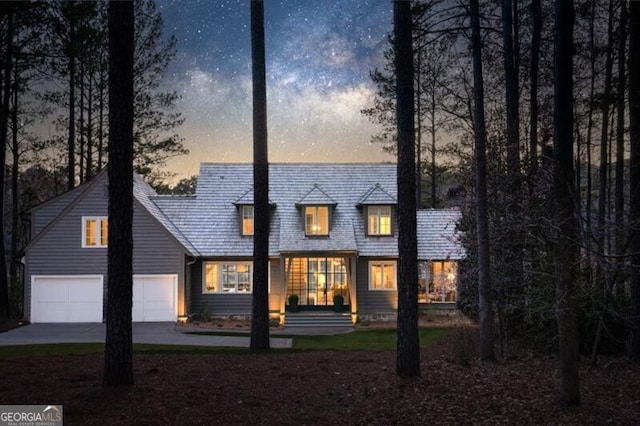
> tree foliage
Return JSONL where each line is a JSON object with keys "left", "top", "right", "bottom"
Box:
{"left": 364, "top": 0, "right": 639, "bottom": 401}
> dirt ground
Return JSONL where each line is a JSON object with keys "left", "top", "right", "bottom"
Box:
{"left": 1, "top": 320, "right": 639, "bottom": 425}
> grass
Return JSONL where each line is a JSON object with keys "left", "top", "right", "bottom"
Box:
{"left": 292, "top": 327, "right": 450, "bottom": 350}
{"left": 186, "top": 327, "right": 451, "bottom": 351}
{"left": 0, "top": 328, "right": 451, "bottom": 357}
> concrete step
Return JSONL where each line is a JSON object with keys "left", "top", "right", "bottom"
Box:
{"left": 284, "top": 312, "right": 353, "bottom": 328}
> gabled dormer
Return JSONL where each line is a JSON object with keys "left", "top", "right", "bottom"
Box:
{"left": 233, "top": 186, "right": 275, "bottom": 237}
{"left": 357, "top": 184, "right": 397, "bottom": 236}
{"left": 296, "top": 184, "right": 337, "bottom": 237}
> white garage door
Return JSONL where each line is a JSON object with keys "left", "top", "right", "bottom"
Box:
{"left": 132, "top": 275, "right": 177, "bottom": 322}
{"left": 31, "top": 275, "right": 103, "bottom": 323}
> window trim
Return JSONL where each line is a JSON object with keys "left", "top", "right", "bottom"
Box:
{"left": 368, "top": 260, "right": 397, "bottom": 291}
{"left": 241, "top": 205, "right": 254, "bottom": 236}
{"left": 428, "top": 260, "right": 458, "bottom": 303}
{"left": 202, "top": 261, "right": 253, "bottom": 294}
{"left": 304, "top": 205, "right": 330, "bottom": 236}
{"left": 367, "top": 205, "right": 392, "bottom": 236}
{"left": 82, "top": 216, "right": 108, "bottom": 248}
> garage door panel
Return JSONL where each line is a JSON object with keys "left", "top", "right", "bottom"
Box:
{"left": 32, "top": 276, "right": 103, "bottom": 323}
{"left": 36, "top": 281, "right": 68, "bottom": 302}
{"left": 132, "top": 275, "right": 177, "bottom": 322}
{"left": 68, "top": 282, "right": 102, "bottom": 302}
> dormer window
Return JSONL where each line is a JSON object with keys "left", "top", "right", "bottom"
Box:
{"left": 305, "top": 206, "right": 329, "bottom": 236}
{"left": 368, "top": 206, "right": 392, "bottom": 235}
{"left": 242, "top": 205, "right": 254, "bottom": 236}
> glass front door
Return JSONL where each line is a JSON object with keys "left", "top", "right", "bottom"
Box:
{"left": 287, "top": 257, "right": 349, "bottom": 308}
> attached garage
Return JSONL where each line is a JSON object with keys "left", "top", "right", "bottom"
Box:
{"left": 31, "top": 275, "right": 103, "bottom": 323}
{"left": 132, "top": 275, "right": 178, "bottom": 322}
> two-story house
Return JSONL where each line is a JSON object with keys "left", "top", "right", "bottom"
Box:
{"left": 24, "top": 163, "right": 463, "bottom": 324}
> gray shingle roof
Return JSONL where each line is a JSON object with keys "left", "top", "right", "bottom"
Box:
{"left": 133, "top": 174, "right": 200, "bottom": 256}
{"left": 138, "top": 163, "right": 463, "bottom": 260}
{"left": 416, "top": 209, "right": 464, "bottom": 260}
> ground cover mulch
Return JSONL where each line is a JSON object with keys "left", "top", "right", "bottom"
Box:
{"left": 1, "top": 325, "right": 639, "bottom": 425}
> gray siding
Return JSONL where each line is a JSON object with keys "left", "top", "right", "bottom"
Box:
{"left": 25, "top": 173, "right": 186, "bottom": 320}
{"left": 31, "top": 186, "right": 85, "bottom": 236}
{"left": 356, "top": 257, "right": 398, "bottom": 315}
{"left": 188, "top": 258, "right": 283, "bottom": 317}
{"left": 189, "top": 259, "right": 253, "bottom": 316}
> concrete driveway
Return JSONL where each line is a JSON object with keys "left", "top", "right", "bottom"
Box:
{"left": 0, "top": 323, "right": 292, "bottom": 349}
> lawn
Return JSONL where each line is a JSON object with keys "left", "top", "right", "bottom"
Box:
{"left": 0, "top": 326, "right": 639, "bottom": 424}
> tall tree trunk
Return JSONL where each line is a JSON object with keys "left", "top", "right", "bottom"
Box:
{"left": 0, "top": 6, "right": 13, "bottom": 320}
{"left": 79, "top": 50, "right": 84, "bottom": 184}
{"left": 470, "top": 0, "right": 494, "bottom": 361}
{"left": 502, "top": 0, "right": 523, "bottom": 331}
{"left": 628, "top": 0, "right": 640, "bottom": 363}
{"left": 394, "top": 0, "right": 419, "bottom": 378}
{"left": 502, "top": 0, "right": 520, "bottom": 179}
{"left": 430, "top": 89, "right": 437, "bottom": 209}
{"left": 553, "top": 0, "right": 580, "bottom": 406}
{"left": 529, "top": 0, "right": 541, "bottom": 176}
{"left": 103, "top": 0, "right": 134, "bottom": 387}
{"left": 67, "top": 1, "right": 76, "bottom": 191}
{"left": 98, "top": 65, "right": 105, "bottom": 171}
{"left": 597, "top": 0, "right": 615, "bottom": 269}
{"left": 86, "top": 70, "right": 93, "bottom": 181}
{"left": 250, "top": 0, "right": 270, "bottom": 352}
{"left": 614, "top": 2, "right": 627, "bottom": 291}
{"left": 584, "top": 0, "right": 596, "bottom": 271}
{"left": 415, "top": 48, "right": 422, "bottom": 208}
{"left": 9, "top": 65, "right": 19, "bottom": 318}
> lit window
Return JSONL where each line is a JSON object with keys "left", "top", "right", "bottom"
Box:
{"left": 420, "top": 260, "right": 457, "bottom": 303}
{"left": 242, "top": 205, "right": 254, "bottom": 235}
{"left": 203, "top": 262, "right": 252, "bottom": 293}
{"left": 369, "top": 261, "right": 396, "bottom": 290}
{"left": 305, "top": 206, "right": 329, "bottom": 236}
{"left": 82, "top": 217, "right": 108, "bottom": 248}
{"left": 368, "top": 206, "right": 392, "bottom": 235}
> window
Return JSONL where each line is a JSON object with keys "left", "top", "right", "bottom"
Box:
{"left": 203, "top": 262, "right": 252, "bottom": 293}
{"left": 367, "top": 206, "right": 392, "bottom": 235}
{"left": 82, "top": 217, "right": 108, "bottom": 248}
{"left": 242, "top": 205, "right": 254, "bottom": 235}
{"left": 369, "top": 261, "right": 396, "bottom": 290}
{"left": 418, "top": 260, "right": 457, "bottom": 303}
{"left": 305, "top": 206, "right": 329, "bottom": 236}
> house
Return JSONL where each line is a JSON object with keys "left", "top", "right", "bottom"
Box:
{"left": 23, "top": 163, "right": 463, "bottom": 324}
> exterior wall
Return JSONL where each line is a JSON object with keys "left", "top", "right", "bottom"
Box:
{"left": 188, "top": 258, "right": 283, "bottom": 318}
{"left": 25, "top": 175, "right": 187, "bottom": 321}
{"left": 30, "top": 186, "right": 85, "bottom": 237}
{"left": 355, "top": 257, "right": 398, "bottom": 318}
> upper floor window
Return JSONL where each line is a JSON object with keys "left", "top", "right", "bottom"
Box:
{"left": 242, "top": 205, "right": 254, "bottom": 236}
{"left": 367, "top": 206, "right": 392, "bottom": 235}
{"left": 82, "top": 217, "right": 108, "bottom": 248}
{"left": 203, "top": 262, "right": 252, "bottom": 293}
{"left": 369, "top": 260, "right": 397, "bottom": 290}
{"left": 305, "top": 206, "right": 329, "bottom": 236}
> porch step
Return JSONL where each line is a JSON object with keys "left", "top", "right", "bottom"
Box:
{"left": 284, "top": 312, "right": 353, "bottom": 328}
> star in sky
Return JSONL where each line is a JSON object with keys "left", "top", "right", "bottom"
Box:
{"left": 156, "top": 0, "right": 395, "bottom": 179}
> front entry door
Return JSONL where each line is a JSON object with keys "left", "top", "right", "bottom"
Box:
{"left": 287, "top": 257, "right": 349, "bottom": 308}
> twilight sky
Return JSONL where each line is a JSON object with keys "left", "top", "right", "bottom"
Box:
{"left": 156, "top": 0, "right": 396, "bottom": 179}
